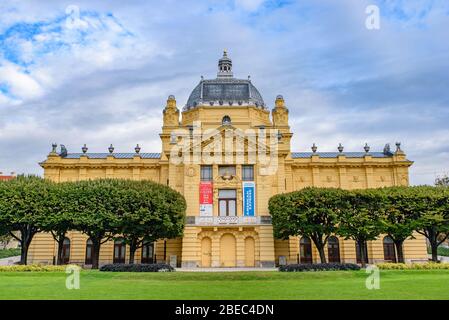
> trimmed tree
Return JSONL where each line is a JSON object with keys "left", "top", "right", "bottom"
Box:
{"left": 378, "top": 187, "right": 420, "bottom": 263}
{"left": 338, "top": 189, "right": 384, "bottom": 268}
{"left": 435, "top": 175, "right": 449, "bottom": 187}
{"left": 69, "top": 179, "right": 123, "bottom": 269}
{"left": 69, "top": 179, "right": 186, "bottom": 268}
{"left": 411, "top": 186, "right": 449, "bottom": 262}
{"left": 116, "top": 180, "right": 186, "bottom": 264}
{"left": 39, "top": 182, "right": 76, "bottom": 265}
{"left": 269, "top": 187, "right": 345, "bottom": 263}
{"left": 0, "top": 175, "right": 56, "bottom": 264}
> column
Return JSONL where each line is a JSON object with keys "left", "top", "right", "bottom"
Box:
{"left": 236, "top": 233, "right": 245, "bottom": 267}
{"left": 211, "top": 233, "right": 220, "bottom": 267}
{"left": 338, "top": 167, "right": 348, "bottom": 189}
{"left": 180, "top": 226, "right": 199, "bottom": 268}
{"left": 365, "top": 166, "right": 374, "bottom": 188}
{"left": 311, "top": 167, "right": 320, "bottom": 187}
{"left": 258, "top": 225, "right": 275, "bottom": 267}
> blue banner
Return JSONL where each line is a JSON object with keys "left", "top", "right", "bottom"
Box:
{"left": 243, "top": 182, "right": 255, "bottom": 216}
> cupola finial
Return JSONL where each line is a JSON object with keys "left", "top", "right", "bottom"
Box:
{"left": 217, "top": 50, "right": 233, "bottom": 78}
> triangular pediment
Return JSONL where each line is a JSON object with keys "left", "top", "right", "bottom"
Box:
{"left": 185, "top": 124, "right": 275, "bottom": 155}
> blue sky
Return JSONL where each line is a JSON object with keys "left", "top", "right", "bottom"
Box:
{"left": 0, "top": 0, "right": 448, "bottom": 184}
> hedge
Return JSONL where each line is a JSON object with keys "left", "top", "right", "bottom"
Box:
{"left": 0, "top": 248, "right": 21, "bottom": 259}
{"left": 427, "top": 246, "right": 449, "bottom": 257}
{"left": 279, "top": 263, "right": 361, "bottom": 272}
{"left": 100, "top": 263, "right": 175, "bottom": 272}
{"left": 376, "top": 262, "right": 449, "bottom": 270}
{"left": 0, "top": 264, "right": 67, "bottom": 272}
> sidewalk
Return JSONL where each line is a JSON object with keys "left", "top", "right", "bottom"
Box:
{"left": 0, "top": 255, "right": 20, "bottom": 266}
{"left": 176, "top": 267, "right": 278, "bottom": 272}
{"left": 427, "top": 254, "right": 449, "bottom": 262}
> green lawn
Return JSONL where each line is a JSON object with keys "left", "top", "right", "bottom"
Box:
{"left": 0, "top": 248, "right": 20, "bottom": 259}
{"left": 428, "top": 246, "right": 449, "bottom": 257}
{"left": 1, "top": 270, "right": 449, "bottom": 300}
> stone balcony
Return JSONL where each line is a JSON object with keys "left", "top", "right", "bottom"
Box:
{"left": 185, "top": 215, "right": 272, "bottom": 226}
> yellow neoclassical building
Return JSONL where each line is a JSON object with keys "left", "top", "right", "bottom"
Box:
{"left": 29, "top": 51, "right": 427, "bottom": 267}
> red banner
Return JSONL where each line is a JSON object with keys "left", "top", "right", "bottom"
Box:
{"left": 199, "top": 182, "right": 213, "bottom": 204}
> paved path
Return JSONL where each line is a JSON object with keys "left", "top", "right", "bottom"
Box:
{"left": 426, "top": 254, "right": 449, "bottom": 262}
{"left": 176, "top": 267, "right": 278, "bottom": 272}
{"left": 0, "top": 255, "right": 20, "bottom": 266}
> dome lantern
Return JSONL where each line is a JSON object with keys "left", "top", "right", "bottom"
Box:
{"left": 184, "top": 51, "right": 265, "bottom": 110}
{"left": 217, "top": 50, "right": 233, "bottom": 78}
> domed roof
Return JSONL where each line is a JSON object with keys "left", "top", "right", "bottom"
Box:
{"left": 184, "top": 51, "right": 265, "bottom": 110}
{"left": 185, "top": 78, "right": 265, "bottom": 110}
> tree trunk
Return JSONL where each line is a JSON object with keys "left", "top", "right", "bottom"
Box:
{"left": 91, "top": 239, "right": 101, "bottom": 269}
{"left": 426, "top": 228, "right": 440, "bottom": 262}
{"left": 129, "top": 246, "right": 136, "bottom": 264}
{"left": 316, "top": 244, "right": 326, "bottom": 264}
{"left": 20, "top": 241, "right": 29, "bottom": 265}
{"left": 19, "top": 227, "right": 36, "bottom": 265}
{"left": 56, "top": 240, "right": 64, "bottom": 265}
{"left": 311, "top": 236, "right": 327, "bottom": 264}
{"left": 128, "top": 238, "right": 141, "bottom": 264}
{"left": 358, "top": 240, "right": 367, "bottom": 268}
{"left": 394, "top": 240, "right": 404, "bottom": 263}
{"left": 430, "top": 242, "right": 439, "bottom": 262}
{"left": 52, "top": 232, "right": 66, "bottom": 265}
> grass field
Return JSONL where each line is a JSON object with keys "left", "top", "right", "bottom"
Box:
{"left": 0, "top": 248, "right": 21, "bottom": 259}
{"left": 1, "top": 270, "right": 449, "bottom": 300}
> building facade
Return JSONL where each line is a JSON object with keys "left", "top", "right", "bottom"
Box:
{"left": 29, "top": 52, "right": 428, "bottom": 267}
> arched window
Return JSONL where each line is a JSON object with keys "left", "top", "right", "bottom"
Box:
{"left": 222, "top": 115, "right": 231, "bottom": 125}
{"left": 141, "top": 241, "right": 154, "bottom": 264}
{"left": 113, "top": 238, "right": 126, "bottom": 264}
{"left": 327, "top": 236, "right": 340, "bottom": 263}
{"left": 383, "top": 236, "right": 397, "bottom": 262}
{"left": 85, "top": 238, "right": 93, "bottom": 265}
{"left": 300, "top": 237, "right": 312, "bottom": 264}
{"left": 62, "top": 238, "right": 71, "bottom": 264}
{"left": 356, "top": 241, "right": 369, "bottom": 264}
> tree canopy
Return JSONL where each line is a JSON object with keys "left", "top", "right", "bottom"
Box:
{"left": 0, "top": 175, "right": 57, "bottom": 264}
{"left": 269, "top": 185, "right": 449, "bottom": 266}
{"left": 269, "top": 187, "right": 345, "bottom": 263}
{"left": 68, "top": 179, "right": 186, "bottom": 268}
{"left": 0, "top": 177, "right": 186, "bottom": 268}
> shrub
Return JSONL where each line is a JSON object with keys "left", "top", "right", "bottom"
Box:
{"left": 0, "top": 264, "right": 67, "bottom": 272}
{"left": 279, "top": 263, "right": 360, "bottom": 272}
{"left": 427, "top": 246, "right": 449, "bottom": 257}
{"left": 100, "top": 263, "right": 175, "bottom": 272}
{"left": 0, "top": 248, "right": 21, "bottom": 259}
{"left": 377, "top": 262, "right": 449, "bottom": 270}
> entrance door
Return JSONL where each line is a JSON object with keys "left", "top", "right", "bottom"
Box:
{"left": 383, "top": 236, "right": 397, "bottom": 262}
{"left": 244, "top": 237, "right": 255, "bottom": 267}
{"left": 141, "top": 241, "right": 154, "bottom": 264}
{"left": 327, "top": 236, "right": 341, "bottom": 263}
{"left": 61, "top": 238, "right": 70, "bottom": 264}
{"left": 220, "top": 234, "right": 236, "bottom": 267}
{"left": 85, "top": 238, "right": 93, "bottom": 265}
{"left": 201, "top": 237, "right": 212, "bottom": 267}
{"left": 113, "top": 238, "right": 126, "bottom": 264}
{"left": 300, "top": 237, "right": 313, "bottom": 264}
{"left": 356, "top": 241, "right": 369, "bottom": 264}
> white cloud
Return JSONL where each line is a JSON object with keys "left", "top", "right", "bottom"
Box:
{"left": 0, "top": 63, "right": 43, "bottom": 99}
{"left": 0, "top": 0, "right": 447, "bottom": 186}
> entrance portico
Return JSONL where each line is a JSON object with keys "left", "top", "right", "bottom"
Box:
{"left": 181, "top": 224, "right": 275, "bottom": 268}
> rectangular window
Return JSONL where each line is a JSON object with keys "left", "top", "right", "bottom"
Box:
{"left": 218, "top": 165, "right": 236, "bottom": 177}
{"left": 201, "top": 165, "right": 213, "bottom": 181}
{"left": 218, "top": 189, "right": 237, "bottom": 216}
{"left": 242, "top": 165, "right": 254, "bottom": 181}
